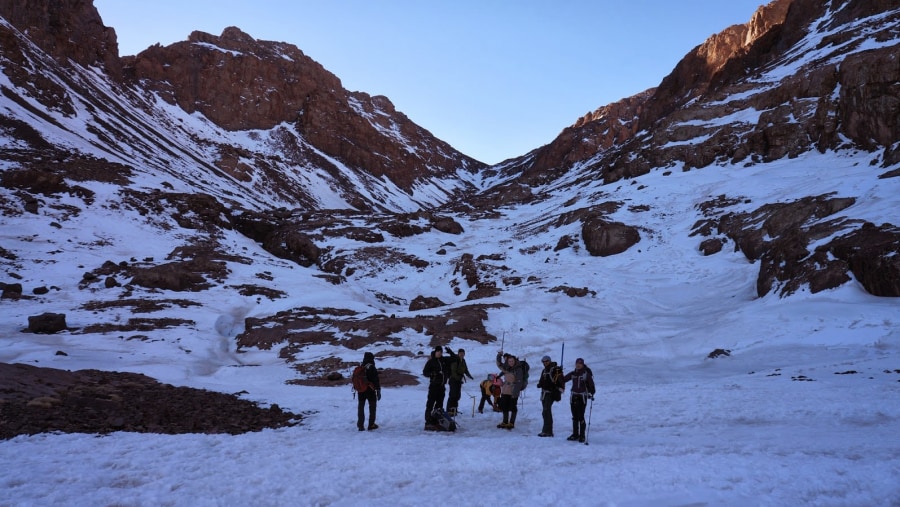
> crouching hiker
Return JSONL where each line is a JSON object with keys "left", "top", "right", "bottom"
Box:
{"left": 495, "top": 351, "right": 527, "bottom": 429}
{"left": 478, "top": 374, "right": 497, "bottom": 414}
{"left": 536, "top": 355, "right": 565, "bottom": 437}
{"left": 353, "top": 352, "right": 381, "bottom": 431}
{"left": 563, "top": 357, "right": 595, "bottom": 442}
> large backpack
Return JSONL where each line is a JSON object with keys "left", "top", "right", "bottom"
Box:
{"left": 352, "top": 364, "right": 371, "bottom": 393}
{"left": 520, "top": 359, "right": 530, "bottom": 388}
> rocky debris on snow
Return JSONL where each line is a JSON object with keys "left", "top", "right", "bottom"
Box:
{"left": 549, "top": 286, "right": 596, "bottom": 298}
{"left": 707, "top": 349, "right": 732, "bottom": 359}
{"left": 695, "top": 193, "right": 900, "bottom": 297}
{"left": 0, "top": 363, "right": 301, "bottom": 439}
{"left": 237, "top": 303, "right": 505, "bottom": 377}
{"left": 409, "top": 296, "right": 446, "bottom": 311}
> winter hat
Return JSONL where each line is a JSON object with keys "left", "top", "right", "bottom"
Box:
{"left": 458, "top": 348, "right": 465, "bottom": 354}
{"left": 541, "top": 355, "right": 551, "bottom": 362}
{"left": 575, "top": 357, "right": 584, "bottom": 365}
{"left": 363, "top": 351, "right": 375, "bottom": 364}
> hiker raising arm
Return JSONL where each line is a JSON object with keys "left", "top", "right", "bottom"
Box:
{"left": 495, "top": 351, "right": 526, "bottom": 430}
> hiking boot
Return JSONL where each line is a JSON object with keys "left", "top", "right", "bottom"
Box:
{"left": 497, "top": 422, "right": 510, "bottom": 429}
{"left": 578, "top": 435, "right": 585, "bottom": 443}
{"left": 367, "top": 424, "right": 379, "bottom": 430}
{"left": 567, "top": 434, "right": 578, "bottom": 441}
{"left": 447, "top": 408, "right": 457, "bottom": 417}
{"left": 538, "top": 432, "right": 553, "bottom": 437}
{"left": 506, "top": 423, "right": 514, "bottom": 430}
{"left": 358, "top": 426, "right": 365, "bottom": 431}
{"left": 478, "top": 409, "right": 483, "bottom": 414}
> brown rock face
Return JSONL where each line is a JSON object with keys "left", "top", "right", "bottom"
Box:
{"left": 124, "top": 27, "right": 484, "bottom": 191}
{"left": 501, "top": 0, "right": 898, "bottom": 190}
{"left": 514, "top": 90, "right": 655, "bottom": 185}
{"left": 640, "top": 0, "right": 792, "bottom": 126}
{"left": 0, "top": 0, "right": 121, "bottom": 80}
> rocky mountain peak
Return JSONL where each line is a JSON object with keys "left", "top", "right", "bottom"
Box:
{"left": 123, "top": 27, "right": 482, "bottom": 191}
{"left": 0, "top": 0, "right": 120, "bottom": 79}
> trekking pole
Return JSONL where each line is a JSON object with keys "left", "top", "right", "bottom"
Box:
{"left": 584, "top": 396, "right": 594, "bottom": 446}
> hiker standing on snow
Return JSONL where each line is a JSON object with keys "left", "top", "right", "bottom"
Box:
{"left": 563, "top": 357, "right": 595, "bottom": 442}
{"left": 447, "top": 348, "right": 474, "bottom": 416}
{"left": 495, "top": 351, "right": 527, "bottom": 429}
{"left": 423, "top": 346, "right": 452, "bottom": 427}
{"left": 536, "top": 355, "right": 565, "bottom": 437}
{"left": 356, "top": 352, "right": 381, "bottom": 431}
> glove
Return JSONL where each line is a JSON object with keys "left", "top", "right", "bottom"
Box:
{"left": 588, "top": 393, "right": 594, "bottom": 400}
{"left": 376, "top": 390, "right": 381, "bottom": 401}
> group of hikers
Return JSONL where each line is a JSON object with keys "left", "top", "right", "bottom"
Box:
{"left": 353, "top": 345, "right": 596, "bottom": 441}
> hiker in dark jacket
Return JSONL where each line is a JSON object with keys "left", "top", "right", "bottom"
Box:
{"left": 357, "top": 352, "right": 381, "bottom": 431}
{"left": 446, "top": 348, "right": 474, "bottom": 416}
{"left": 495, "top": 351, "right": 527, "bottom": 429}
{"left": 536, "top": 355, "right": 565, "bottom": 437}
{"left": 563, "top": 357, "right": 595, "bottom": 442}
{"left": 422, "top": 346, "right": 453, "bottom": 427}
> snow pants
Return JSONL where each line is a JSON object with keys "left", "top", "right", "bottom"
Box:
{"left": 447, "top": 379, "right": 462, "bottom": 413}
{"left": 570, "top": 393, "right": 588, "bottom": 437}
{"left": 541, "top": 390, "right": 556, "bottom": 435}
{"left": 425, "top": 382, "right": 446, "bottom": 424}
{"left": 357, "top": 389, "right": 377, "bottom": 429}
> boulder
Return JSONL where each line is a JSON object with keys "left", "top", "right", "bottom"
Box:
{"left": 582, "top": 218, "right": 641, "bottom": 257}
{"left": 27, "top": 313, "right": 67, "bottom": 334}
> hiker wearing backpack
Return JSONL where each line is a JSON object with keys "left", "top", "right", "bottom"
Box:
{"left": 536, "top": 355, "right": 565, "bottom": 437}
{"left": 495, "top": 351, "right": 528, "bottom": 429}
{"left": 446, "top": 348, "right": 474, "bottom": 416}
{"left": 354, "top": 352, "right": 381, "bottom": 431}
{"left": 563, "top": 357, "right": 595, "bottom": 442}
{"left": 422, "top": 346, "right": 453, "bottom": 428}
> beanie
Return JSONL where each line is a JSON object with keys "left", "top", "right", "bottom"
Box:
{"left": 575, "top": 357, "right": 584, "bottom": 364}
{"left": 541, "top": 355, "right": 551, "bottom": 362}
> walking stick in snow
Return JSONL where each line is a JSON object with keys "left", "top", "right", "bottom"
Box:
{"left": 584, "top": 395, "right": 594, "bottom": 446}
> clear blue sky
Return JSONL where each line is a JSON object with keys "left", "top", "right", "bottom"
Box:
{"left": 94, "top": 1, "right": 766, "bottom": 164}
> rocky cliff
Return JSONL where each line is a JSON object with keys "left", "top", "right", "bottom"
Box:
{"left": 124, "top": 27, "right": 483, "bottom": 190}
{"left": 504, "top": 0, "right": 899, "bottom": 184}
